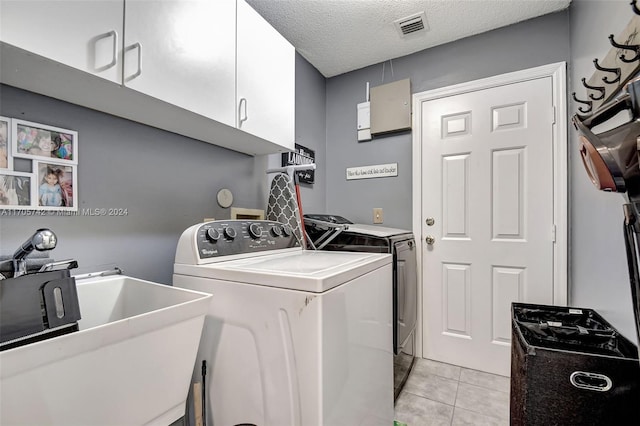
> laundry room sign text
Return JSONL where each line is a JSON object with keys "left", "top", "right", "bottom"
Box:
{"left": 281, "top": 143, "right": 315, "bottom": 184}
{"left": 346, "top": 163, "right": 398, "bottom": 180}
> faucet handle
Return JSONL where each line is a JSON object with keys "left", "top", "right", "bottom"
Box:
{"left": 12, "top": 229, "right": 58, "bottom": 278}
{"left": 13, "top": 229, "right": 57, "bottom": 261}
{"left": 32, "top": 229, "right": 57, "bottom": 251}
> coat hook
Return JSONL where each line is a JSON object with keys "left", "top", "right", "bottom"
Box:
{"left": 572, "top": 92, "right": 593, "bottom": 114}
{"left": 632, "top": 0, "right": 640, "bottom": 15}
{"left": 593, "top": 58, "right": 622, "bottom": 84}
{"left": 608, "top": 34, "right": 640, "bottom": 63}
{"left": 581, "top": 78, "right": 606, "bottom": 101}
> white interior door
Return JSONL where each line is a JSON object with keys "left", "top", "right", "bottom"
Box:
{"left": 420, "top": 75, "right": 557, "bottom": 377}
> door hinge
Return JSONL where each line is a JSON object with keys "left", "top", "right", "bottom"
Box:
{"left": 552, "top": 224, "right": 557, "bottom": 243}
{"left": 551, "top": 106, "right": 556, "bottom": 125}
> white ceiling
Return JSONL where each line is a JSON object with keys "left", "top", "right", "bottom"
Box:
{"left": 245, "top": 0, "right": 572, "bottom": 78}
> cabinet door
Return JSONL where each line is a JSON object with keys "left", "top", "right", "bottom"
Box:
{"left": 0, "top": 0, "right": 123, "bottom": 83}
{"left": 123, "top": 0, "right": 236, "bottom": 126}
{"left": 237, "top": 0, "right": 295, "bottom": 150}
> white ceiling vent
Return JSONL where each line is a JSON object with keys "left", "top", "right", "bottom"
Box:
{"left": 394, "top": 12, "right": 429, "bottom": 38}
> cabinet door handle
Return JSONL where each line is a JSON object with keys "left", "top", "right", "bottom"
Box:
{"left": 238, "top": 97, "right": 248, "bottom": 126}
{"left": 93, "top": 30, "right": 118, "bottom": 71}
{"left": 109, "top": 30, "right": 118, "bottom": 69}
{"left": 132, "top": 42, "right": 142, "bottom": 79}
{"left": 104, "top": 30, "right": 118, "bottom": 69}
{"left": 125, "top": 42, "right": 142, "bottom": 81}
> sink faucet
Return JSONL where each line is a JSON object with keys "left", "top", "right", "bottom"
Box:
{"left": 12, "top": 229, "right": 57, "bottom": 278}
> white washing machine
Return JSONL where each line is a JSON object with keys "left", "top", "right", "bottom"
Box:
{"left": 173, "top": 220, "right": 393, "bottom": 426}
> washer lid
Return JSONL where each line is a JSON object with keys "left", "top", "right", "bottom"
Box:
{"left": 173, "top": 250, "right": 391, "bottom": 293}
{"left": 344, "top": 223, "right": 412, "bottom": 238}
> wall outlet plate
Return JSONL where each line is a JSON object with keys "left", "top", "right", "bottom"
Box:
{"left": 373, "top": 208, "right": 384, "bottom": 224}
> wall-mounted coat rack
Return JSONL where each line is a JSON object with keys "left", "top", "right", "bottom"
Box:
{"left": 574, "top": 3, "right": 640, "bottom": 116}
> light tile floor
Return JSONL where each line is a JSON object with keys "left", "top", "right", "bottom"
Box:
{"left": 394, "top": 358, "right": 510, "bottom": 426}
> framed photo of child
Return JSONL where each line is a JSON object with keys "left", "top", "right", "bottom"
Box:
{"left": 0, "top": 116, "right": 12, "bottom": 170}
{"left": 35, "top": 161, "right": 77, "bottom": 211}
{"left": 0, "top": 171, "right": 35, "bottom": 209}
{"left": 12, "top": 119, "right": 77, "bottom": 164}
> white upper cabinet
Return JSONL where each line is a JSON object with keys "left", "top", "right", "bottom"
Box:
{"left": 0, "top": 0, "right": 295, "bottom": 155}
{"left": 0, "top": 0, "right": 124, "bottom": 83}
{"left": 237, "top": 0, "right": 295, "bottom": 151}
{"left": 123, "top": 0, "right": 236, "bottom": 126}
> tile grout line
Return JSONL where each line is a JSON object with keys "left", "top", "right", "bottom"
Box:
{"left": 412, "top": 360, "right": 510, "bottom": 424}
{"left": 402, "top": 389, "right": 456, "bottom": 408}
{"left": 449, "top": 366, "right": 462, "bottom": 425}
{"left": 450, "top": 386, "right": 459, "bottom": 425}
{"left": 457, "top": 379, "right": 510, "bottom": 395}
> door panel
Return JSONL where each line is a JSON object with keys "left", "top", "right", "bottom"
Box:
{"left": 492, "top": 149, "right": 525, "bottom": 239}
{"left": 492, "top": 266, "right": 524, "bottom": 343}
{"left": 442, "top": 154, "right": 470, "bottom": 238}
{"left": 421, "top": 77, "right": 554, "bottom": 376}
{"left": 443, "top": 263, "right": 471, "bottom": 337}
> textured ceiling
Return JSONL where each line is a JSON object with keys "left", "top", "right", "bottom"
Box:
{"left": 246, "top": 0, "right": 572, "bottom": 77}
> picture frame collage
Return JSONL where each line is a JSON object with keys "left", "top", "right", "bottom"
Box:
{"left": 0, "top": 117, "right": 78, "bottom": 211}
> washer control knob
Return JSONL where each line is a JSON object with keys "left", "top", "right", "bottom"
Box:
{"left": 223, "top": 227, "right": 236, "bottom": 240}
{"left": 281, "top": 225, "right": 292, "bottom": 237}
{"left": 206, "top": 228, "right": 220, "bottom": 242}
{"left": 248, "top": 223, "right": 263, "bottom": 239}
{"left": 271, "top": 225, "right": 283, "bottom": 237}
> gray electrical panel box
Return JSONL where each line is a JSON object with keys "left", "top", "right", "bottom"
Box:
{"left": 370, "top": 78, "right": 411, "bottom": 135}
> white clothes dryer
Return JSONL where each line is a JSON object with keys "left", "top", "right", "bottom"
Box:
{"left": 173, "top": 220, "right": 393, "bottom": 426}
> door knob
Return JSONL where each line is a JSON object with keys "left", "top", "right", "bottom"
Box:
{"left": 426, "top": 217, "right": 435, "bottom": 226}
{"left": 425, "top": 235, "right": 435, "bottom": 245}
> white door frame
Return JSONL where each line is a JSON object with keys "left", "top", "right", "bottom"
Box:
{"left": 411, "top": 62, "right": 568, "bottom": 359}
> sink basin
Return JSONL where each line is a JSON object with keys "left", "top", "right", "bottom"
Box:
{"left": 0, "top": 275, "right": 212, "bottom": 425}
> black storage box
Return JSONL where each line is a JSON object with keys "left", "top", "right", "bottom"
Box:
{"left": 0, "top": 270, "right": 81, "bottom": 350}
{"left": 511, "top": 303, "right": 640, "bottom": 425}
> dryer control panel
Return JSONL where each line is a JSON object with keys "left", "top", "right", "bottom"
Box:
{"left": 176, "top": 220, "right": 300, "bottom": 263}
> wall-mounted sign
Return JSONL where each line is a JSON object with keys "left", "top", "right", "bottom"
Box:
{"left": 281, "top": 143, "right": 315, "bottom": 184}
{"left": 346, "top": 163, "right": 398, "bottom": 180}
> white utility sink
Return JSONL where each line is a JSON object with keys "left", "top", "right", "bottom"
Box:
{"left": 0, "top": 275, "right": 212, "bottom": 426}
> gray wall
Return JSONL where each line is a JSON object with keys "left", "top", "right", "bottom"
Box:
{"left": 0, "top": 84, "right": 264, "bottom": 284}
{"left": 0, "top": 52, "right": 326, "bottom": 285}
{"left": 325, "top": 11, "right": 570, "bottom": 229}
{"left": 3, "top": 1, "right": 638, "bottom": 347}
{"left": 323, "top": 2, "right": 640, "bottom": 344}
{"left": 265, "top": 53, "right": 327, "bottom": 214}
{"left": 569, "top": 0, "right": 637, "bottom": 343}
